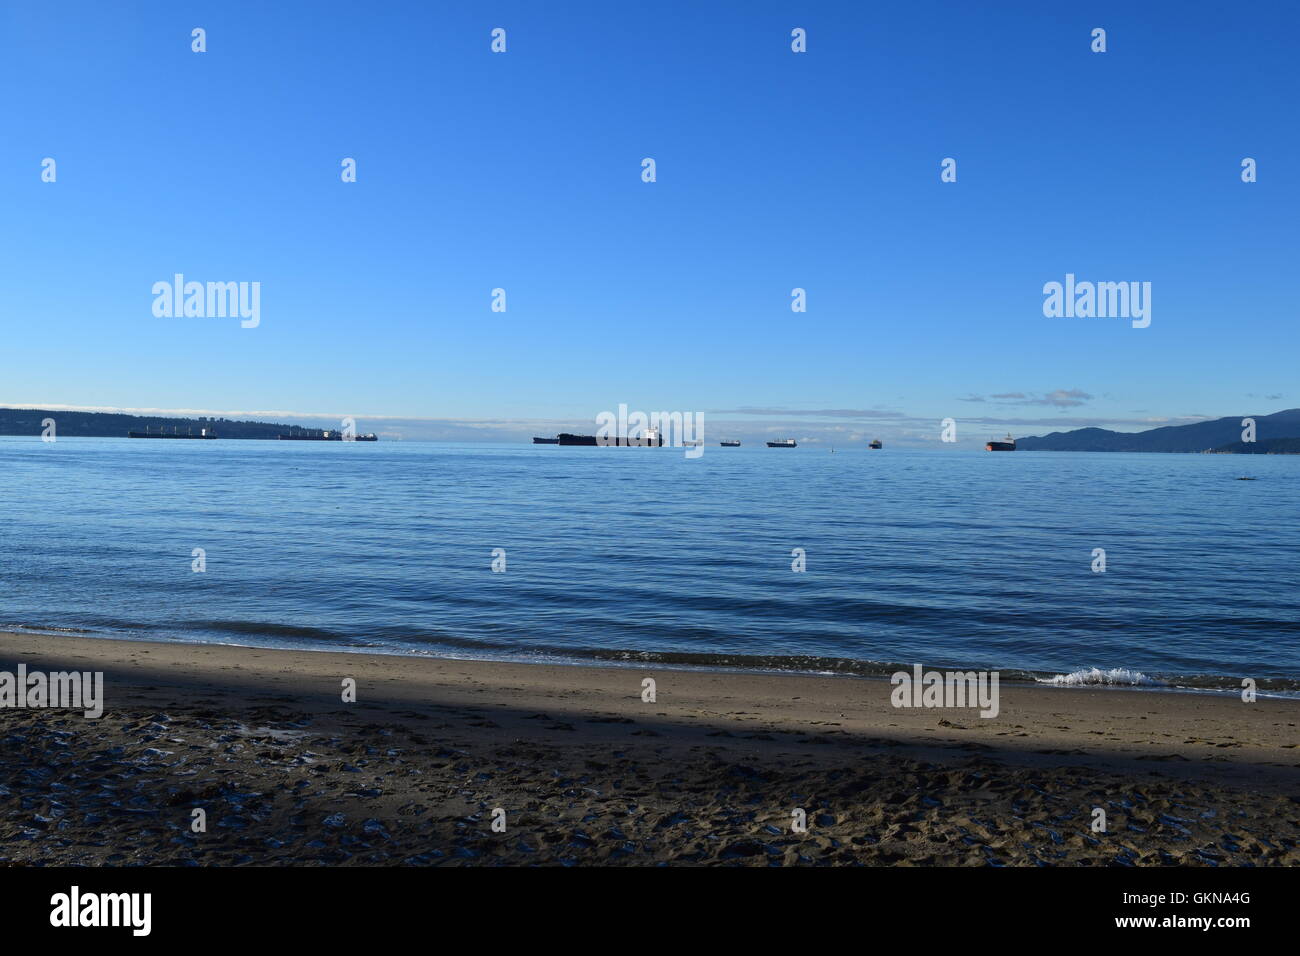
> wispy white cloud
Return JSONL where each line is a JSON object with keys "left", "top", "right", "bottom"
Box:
{"left": 959, "top": 389, "right": 1093, "bottom": 408}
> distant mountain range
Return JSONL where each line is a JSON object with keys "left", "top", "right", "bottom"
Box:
{"left": 0, "top": 407, "right": 326, "bottom": 440}
{"left": 1017, "top": 408, "right": 1300, "bottom": 453}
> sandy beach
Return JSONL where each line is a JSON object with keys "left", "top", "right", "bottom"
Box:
{"left": 1, "top": 631, "right": 1296, "bottom": 866}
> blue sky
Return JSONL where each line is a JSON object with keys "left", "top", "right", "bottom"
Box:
{"left": 1, "top": 0, "right": 1296, "bottom": 444}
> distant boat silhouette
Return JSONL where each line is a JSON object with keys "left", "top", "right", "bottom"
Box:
{"left": 278, "top": 431, "right": 377, "bottom": 441}
{"left": 129, "top": 426, "right": 216, "bottom": 439}
{"left": 558, "top": 430, "right": 663, "bottom": 446}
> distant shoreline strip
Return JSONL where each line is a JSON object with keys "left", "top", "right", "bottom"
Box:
{"left": 5, "top": 623, "right": 1296, "bottom": 697}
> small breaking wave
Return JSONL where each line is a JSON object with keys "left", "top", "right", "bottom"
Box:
{"left": 1037, "top": 667, "right": 1166, "bottom": 688}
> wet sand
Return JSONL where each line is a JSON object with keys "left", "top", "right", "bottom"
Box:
{"left": 1, "top": 632, "right": 1296, "bottom": 866}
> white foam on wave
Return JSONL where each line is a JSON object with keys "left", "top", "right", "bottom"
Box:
{"left": 1037, "top": 667, "right": 1166, "bottom": 687}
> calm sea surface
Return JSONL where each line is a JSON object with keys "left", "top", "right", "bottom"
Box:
{"left": 2, "top": 437, "right": 1297, "bottom": 692}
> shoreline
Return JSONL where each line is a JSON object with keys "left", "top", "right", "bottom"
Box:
{"left": 2, "top": 630, "right": 1297, "bottom": 865}
{"left": 3, "top": 625, "right": 1292, "bottom": 698}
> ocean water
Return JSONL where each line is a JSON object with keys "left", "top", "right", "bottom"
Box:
{"left": 2, "top": 437, "right": 1297, "bottom": 692}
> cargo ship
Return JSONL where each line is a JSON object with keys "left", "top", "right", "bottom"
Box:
{"left": 869, "top": 439, "right": 883, "bottom": 449}
{"left": 985, "top": 433, "right": 1016, "bottom": 451}
{"left": 558, "top": 429, "right": 663, "bottom": 447}
{"left": 532, "top": 436, "right": 559, "bottom": 444}
{"left": 766, "top": 438, "right": 797, "bottom": 448}
{"left": 278, "top": 430, "right": 378, "bottom": 441}
{"left": 719, "top": 440, "right": 741, "bottom": 447}
{"left": 128, "top": 427, "right": 217, "bottom": 439}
